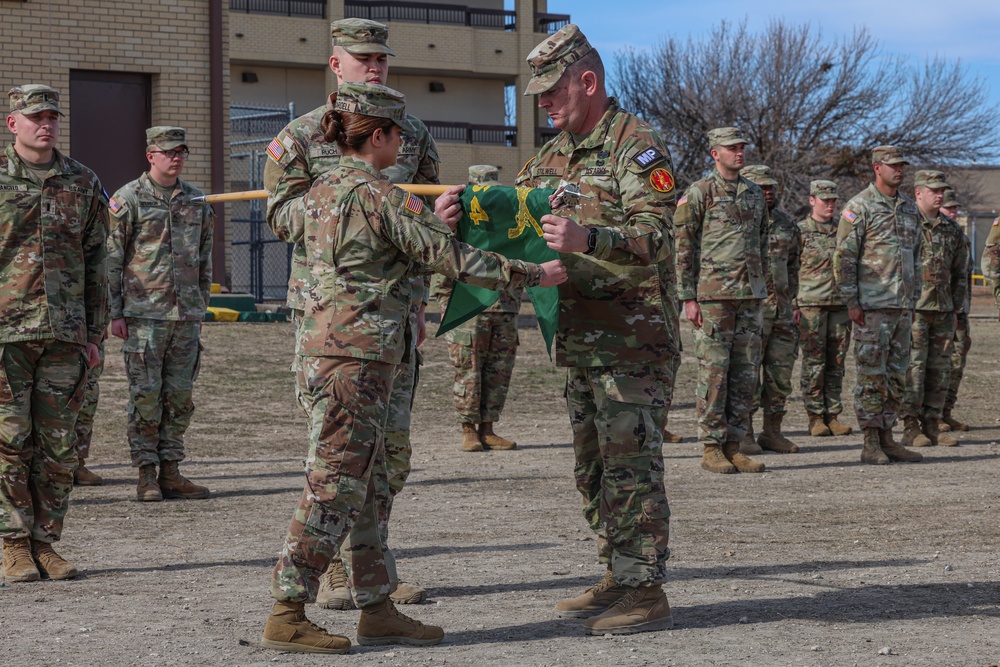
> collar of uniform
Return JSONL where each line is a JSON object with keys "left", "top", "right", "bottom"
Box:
{"left": 803, "top": 216, "right": 836, "bottom": 233}
{"left": 710, "top": 167, "right": 746, "bottom": 195}
{"left": 325, "top": 93, "right": 337, "bottom": 112}
{"left": 339, "top": 153, "right": 385, "bottom": 178}
{"left": 139, "top": 171, "right": 181, "bottom": 201}
{"left": 920, "top": 210, "right": 944, "bottom": 228}
{"left": 4, "top": 143, "right": 70, "bottom": 179}
{"left": 865, "top": 181, "right": 902, "bottom": 208}
{"left": 556, "top": 98, "right": 621, "bottom": 155}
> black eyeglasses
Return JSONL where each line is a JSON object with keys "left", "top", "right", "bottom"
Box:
{"left": 150, "top": 148, "right": 190, "bottom": 159}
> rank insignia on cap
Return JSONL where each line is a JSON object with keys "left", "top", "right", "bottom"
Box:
{"left": 404, "top": 193, "right": 423, "bottom": 214}
{"left": 649, "top": 168, "right": 674, "bottom": 193}
{"left": 266, "top": 138, "right": 285, "bottom": 163}
{"left": 843, "top": 210, "right": 857, "bottom": 222}
{"left": 109, "top": 197, "right": 122, "bottom": 214}
{"left": 677, "top": 194, "right": 688, "bottom": 207}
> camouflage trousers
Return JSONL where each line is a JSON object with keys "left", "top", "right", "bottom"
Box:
{"left": 851, "top": 308, "right": 911, "bottom": 429}
{"left": 945, "top": 313, "right": 971, "bottom": 411}
{"left": 0, "top": 339, "right": 87, "bottom": 542}
{"left": 693, "top": 300, "right": 763, "bottom": 446}
{"left": 566, "top": 363, "right": 672, "bottom": 587}
{"left": 272, "top": 356, "right": 393, "bottom": 607}
{"left": 902, "top": 310, "right": 955, "bottom": 420}
{"left": 122, "top": 319, "right": 202, "bottom": 467}
{"left": 446, "top": 311, "right": 518, "bottom": 424}
{"left": 752, "top": 314, "right": 798, "bottom": 416}
{"left": 74, "top": 339, "right": 105, "bottom": 462}
{"left": 797, "top": 306, "right": 852, "bottom": 416}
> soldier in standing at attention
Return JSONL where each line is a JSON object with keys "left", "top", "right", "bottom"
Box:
{"left": 833, "top": 145, "right": 924, "bottom": 465}
{"left": 107, "top": 126, "right": 214, "bottom": 501}
{"left": 983, "top": 215, "right": 1000, "bottom": 320}
{"left": 1, "top": 84, "right": 108, "bottom": 582}
{"left": 898, "top": 170, "right": 968, "bottom": 447}
{"left": 938, "top": 187, "right": 972, "bottom": 432}
{"left": 434, "top": 165, "right": 522, "bottom": 452}
{"left": 795, "top": 180, "right": 854, "bottom": 437}
{"left": 738, "top": 164, "right": 801, "bottom": 455}
{"left": 674, "top": 127, "right": 769, "bottom": 475}
{"left": 263, "top": 18, "right": 453, "bottom": 610}
{"left": 516, "top": 24, "right": 678, "bottom": 635}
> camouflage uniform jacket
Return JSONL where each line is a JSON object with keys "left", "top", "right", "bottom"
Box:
{"left": 794, "top": 216, "right": 844, "bottom": 308}
{"left": 763, "top": 206, "right": 801, "bottom": 321}
{"left": 958, "top": 232, "right": 972, "bottom": 315}
{"left": 300, "top": 155, "right": 541, "bottom": 363}
{"left": 263, "top": 95, "right": 440, "bottom": 310}
{"left": 430, "top": 273, "right": 522, "bottom": 313}
{"left": 0, "top": 144, "right": 108, "bottom": 346}
{"left": 981, "top": 217, "right": 1000, "bottom": 308}
{"left": 834, "top": 183, "right": 922, "bottom": 311}
{"left": 107, "top": 173, "right": 214, "bottom": 321}
{"left": 674, "top": 169, "right": 769, "bottom": 302}
{"left": 913, "top": 211, "right": 968, "bottom": 313}
{"left": 515, "top": 98, "right": 678, "bottom": 368}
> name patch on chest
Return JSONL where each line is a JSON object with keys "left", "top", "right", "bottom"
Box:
{"left": 582, "top": 167, "right": 609, "bottom": 177}
{"left": 0, "top": 183, "right": 28, "bottom": 192}
{"left": 67, "top": 186, "right": 93, "bottom": 196}
{"left": 536, "top": 168, "right": 560, "bottom": 176}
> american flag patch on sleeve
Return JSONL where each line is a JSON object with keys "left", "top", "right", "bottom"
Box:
{"left": 677, "top": 194, "right": 688, "bottom": 206}
{"left": 109, "top": 197, "right": 121, "bottom": 214}
{"left": 404, "top": 193, "right": 423, "bottom": 214}
{"left": 843, "top": 210, "right": 857, "bottom": 222}
{"left": 266, "top": 138, "right": 285, "bottom": 163}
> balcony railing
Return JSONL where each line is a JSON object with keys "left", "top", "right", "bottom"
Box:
{"left": 535, "top": 12, "right": 570, "bottom": 34}
{"left": 426, "top": 121, "right": 517, "bottom": 146}
{"left": 230, "top": 0, "right": 327, "bottom": 18}
{"left": 345, "top": 1, "right": 516, "bottom": 31}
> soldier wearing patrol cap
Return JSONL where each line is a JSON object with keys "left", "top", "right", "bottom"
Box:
{"left": 675, "top": 127, "right": 769, "bottom": 475}
{"left": 795, "top": 180, "right": 854, "bottom": 438}
{"left": 938, "top": 187, "right": 973, "bottom": 432}
{"left": 107, "top": 126, "right": 215, "bottom": 502}
{"left": 898, "top": 170, "right": 968, "bottom": 448}
{"left": 833, "top": 145, "right": 924, "bottom": 464}
{"left": 739, "top": 164, "right": 802, "bottom": 456}
{"left": 1, "top": 85, "right": 108, "bottom": 583}
{"left": 516, "top": 23, "right": 678, "bottom": 635}
{"left": 263, "top": 17, "right": 459, "bottom": 611}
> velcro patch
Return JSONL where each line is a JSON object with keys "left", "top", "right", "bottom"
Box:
{"left": 631, "top": 147, "right": 665, "bottom": 169}
{"left": 109, "top": 197, "right": 122, "bottom": 214}
{"left": 404, "top": 193, "right": 423, "bottom": 215}
{"left": 994, "top": 216, "right": 999, "bottom": 226}
{"left": 649, "top": 168, "right": 674, "bottom": 193}
{"left": 266, "top": 138, "right": 285, "bottom": 164}
{"left": 843, "top": 210, "right": 857, "bottom": 223}
{"left": 677, "top": 194, "right": 688, "bottom": 206}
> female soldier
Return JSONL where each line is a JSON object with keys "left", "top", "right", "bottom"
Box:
{"left": 262, "top": 82, "right": 566, "bottom": 654}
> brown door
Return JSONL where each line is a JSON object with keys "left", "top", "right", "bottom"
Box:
{"left": 69, "top": 71, "right": 151, "bottom": 194}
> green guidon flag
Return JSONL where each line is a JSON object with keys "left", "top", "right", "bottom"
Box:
{"left": 436, "top": 185, "right": 560, "bottom": 353}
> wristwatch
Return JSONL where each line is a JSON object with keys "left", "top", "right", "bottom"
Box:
{"left": 584, "top": 227, "right": 598, "bottom": 255}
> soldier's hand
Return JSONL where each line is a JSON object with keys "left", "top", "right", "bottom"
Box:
{"left": 538, "top": 260, "right": 569, "bottom": 287}
{"left": 111, "top": 317, "right": 128, "bottom": 339}
{"left": 684, "top": 300, "right": 702, "bottom": 328}
{"left": 433, "top": 184, "right": 466, "bottom": 231}
{"left": 541, "top": 214, "right": 588, "bottom": 253}
{"left": 849, "top": 306, "right": 865, "bottom": 326}
{"left": 85, "top": 342, "right": 101, "bottom": 369}
{"left": 793, "top": 309, "right": 802, "bottom": 326}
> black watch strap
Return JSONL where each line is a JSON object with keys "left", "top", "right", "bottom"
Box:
{"left": 584, "top": 227, "right": 598, "bottom": 255}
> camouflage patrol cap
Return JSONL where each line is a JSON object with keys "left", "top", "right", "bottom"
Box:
{"left": 8, "top": 84, "right": 63, "bottom": 116}
{"left": 334, "top": 82, "right": 416, "bottom": 133}
{"left": 469, "top": 164, "right": 501, "bottom": 186}
{"left": 707, "top": 127, "right": 749, "bottom": 147}
{"left": 740, "top": 164, "right": 778, "bottom": 186}
{"left": 146, "top": 126, "right": 187, "bottom": 150}
{"left": 331, "top": 18, "right": 395, "bottom": 56}
{"left": 523, "top": 24, "right": 595, "bottom": 95}
{"left": 810, "top": 180, "right": 839, "bottom": 199}
{"left": 913, "top": 169, "right": 949, "bottom": 189}
{"left": 941, "top": 188, "right": 959, "bottom": 208}
{"left": 871, "top": 145, "right": 909, "bottom": 165}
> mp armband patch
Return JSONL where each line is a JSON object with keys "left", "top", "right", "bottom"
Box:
{"left": 630, "top": 147, "right": 665, "bottom": 170}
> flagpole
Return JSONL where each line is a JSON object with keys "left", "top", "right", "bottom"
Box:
{"left": 195, "top": 184, "right": 453, "bottom": 204}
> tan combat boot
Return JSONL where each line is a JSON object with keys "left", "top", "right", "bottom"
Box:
{"left": 479, "top": 422, "right": 516, "bottom": 450}
{"left": 316, "top": 559, "right": 354, "bottom": 610}
{"left": 723, "top": 441, "right": 765, "bottom": 473}
{"left": 158, "top": 461, "right": 210, "bottom": 499}
{"left": 583, "top": 584, "right": 673, "bottom": 635}
{"left": 390, "top": 580, "right": 427, "bottom": 605}
{"left": 922, "top": 417, "right": 958, "bottom": 447}
{"left": 31, "top": 541, "right": 79, "bottom": 580}
{"left": 461, "top": 423, "right": 484, "bottom": 452}
{"left": 2, "top": 537, "right": 40, "bottom": 582}
{"left": 739, "top": 422, "right": 763, "bottom": 455}
{"left": 879, "top": 428, "right": 923, "bottom": 462}
{"left": 901, "top": 415, "right": 930, "bottom": 447}
{"left": 860, "top": 427, "right": 889, "bottom": 465}
{"left": 824, "top": 414, "right": 853, "bottom": 436}
{"left": 554, "top": 570, "right": 628, "bottom": 618}
{"left": 758, "top": 413, "right": 799, "bottom": 453}
{"left": 941, "top": 408, "right": 970, "bottom": 432}
{"left": 807, "top": 413, "right": 832, "bottom": 436}
{"left": 136, "top": 464, "right": 163, "bottom": 502}
{"left": 261, "top": 600, "right": 351, "bottom": 654}
{"left": 356, "top": 598, "right": 444, "bottom": 646}
{"left": 74, "top": 459, "right": 103, "bottom": 486}
{"left": 662, "top": 419, "right": 683, "bottom": 443}
{"left": 700, "top": 443, "right": 737, "bottom": 474}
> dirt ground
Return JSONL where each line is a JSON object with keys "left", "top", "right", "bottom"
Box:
{"left": 3, "top": 291, "right": 1000, "bottom": 667}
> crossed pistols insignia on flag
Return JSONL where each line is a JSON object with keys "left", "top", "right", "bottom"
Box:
{"left": 508, "top": 187, "right": 545, "bottom": 239}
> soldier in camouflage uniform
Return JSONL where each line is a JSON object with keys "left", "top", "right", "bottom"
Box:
{"left": 833, "top": 145, "right": 924, "bottom": 465}
{"left": 739, "top": 165, "right": 801, "bottom": 455}
{"left": 984, "top": 215, "right": 1000, "bottom": 320}
{"left": 107, "top": 126, "right": 214, "bottom": 502}
{"left": 72, "top": 337, "right": 105, "bottom": 486}
{"left": 939, "top": 188, "right": 972, "bottom": 432}
{"left": 899, "top": 170, "right": 969, "bottom": 447}
{"left": 1, "top": 85, "right": 108, "bottom": 582}
{"left": 263, "top": 18, "right": 446, "bottom": 609}
{"left": 433, "top": 165, "right": 523, "bottom": 452}
{"left": 795, "top": 180, "right": 854, "bottom": 437}
{"left": 675, "top": 127, "right": 769, "bottom": 475}
{"left": 516, "top": 25, "right": 677, "bottom": 636}
{"left": 262, "top": 82, "right": 564, "bottom": 653}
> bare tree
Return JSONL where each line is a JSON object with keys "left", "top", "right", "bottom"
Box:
{"left": 611, "top": 20, "right": 999, "bottom": 214}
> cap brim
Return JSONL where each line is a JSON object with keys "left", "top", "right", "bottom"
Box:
{"left": 523, "top": 75, "right": 556, "bottom": 96}
{"left": 880, "top": 158, "right": 909, "bottom": 165}
{"left": 815, "top": 194, "right": 839, "bottom": 200}
{"left": 393, "top": 116, "right": 417, "bottom": 135}
{"left": 156, "top": 140, "right": 188, "bottom": 151}
{"left": 19, "top": 104, "right": 64, "bottom": 117}
{"left": 342, "top": 43, "right": 395, "bottom": 57}
{"left": 718, "top": 138, "right": 750, "bottom": 147}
